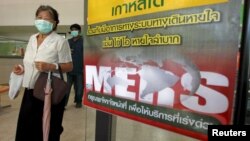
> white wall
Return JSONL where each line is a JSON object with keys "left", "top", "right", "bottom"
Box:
{"left": 0, "top": 58, "right": 23, "bottom": 84}
{"left": 0, "top": 0, "right": 84, "bottom": 26}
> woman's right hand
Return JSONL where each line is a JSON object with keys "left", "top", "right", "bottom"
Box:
{"left": 13, "top": 64, "right": 24, "bottom": 75}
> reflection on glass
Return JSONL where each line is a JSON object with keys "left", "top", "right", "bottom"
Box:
{"left": 0, "top": 37, "right": 27, "bottom": 57}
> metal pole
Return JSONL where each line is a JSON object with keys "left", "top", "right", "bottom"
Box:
{"left": 95, "top": 111, "right": 113, "bottom": 141}
{"left": 233, "top": 0, "right": 250, "bottom": 125}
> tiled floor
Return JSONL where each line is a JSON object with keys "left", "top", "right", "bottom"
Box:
{"left": 0, "top": 88, "right": 199, "bottom": 141}
{"left": 0, "top": 88, "right": 86, "bottom": 141}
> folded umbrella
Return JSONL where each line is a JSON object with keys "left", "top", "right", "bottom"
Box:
{"left": 43, "top": 72, "right": 52, "bottom": 141}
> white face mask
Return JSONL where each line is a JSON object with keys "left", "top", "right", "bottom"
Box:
{"left": 71, "top": 30, "right": 79, "bottom": 37}
{"left": 34, "top": 19, "right": 53, "bottom": 34}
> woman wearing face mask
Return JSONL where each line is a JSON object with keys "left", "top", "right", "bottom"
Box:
{"left": 13, "top": 5, "right": 73, "bottom": 141}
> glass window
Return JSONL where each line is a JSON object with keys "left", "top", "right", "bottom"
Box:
{"left": 0, "top": 37, "right": 27, "bottom": 58}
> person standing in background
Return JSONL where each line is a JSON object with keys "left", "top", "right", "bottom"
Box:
{"left": 13, "top": 5, "right": 73, "bottom": 141}
{"left": 65, "top": 24, "right": 84, "bottom": 108}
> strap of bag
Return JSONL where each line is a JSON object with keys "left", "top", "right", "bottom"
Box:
{"left": 50, "top": 64, "right": 64, "bottom": 81}
{"left": 58, "top": 64, "right": 65, "bottom": 81}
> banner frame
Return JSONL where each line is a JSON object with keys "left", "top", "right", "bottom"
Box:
{"left": 233, "top": 0, "right": 250, "bottom": 125}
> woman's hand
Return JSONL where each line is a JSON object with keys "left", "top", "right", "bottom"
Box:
{"left": 13, "top": 64, "right": 24, "bottom": 75}
{"left": 35, "top": 61, "right": 55, "bottom": 72}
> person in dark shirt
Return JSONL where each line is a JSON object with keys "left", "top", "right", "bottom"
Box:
{"left": 65, "top": 23, "right": 83, "bottom": 108}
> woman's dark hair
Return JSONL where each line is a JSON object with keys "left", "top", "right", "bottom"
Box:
{"left": 35, "top": 5, "right": 59, "bottom": 30}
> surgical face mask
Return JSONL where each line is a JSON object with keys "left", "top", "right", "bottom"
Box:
{"left": 71, "top": 30, "right": 79, "bottom": 37}
{"left": 34, "top": 19, "right": 53, "bottom": 34}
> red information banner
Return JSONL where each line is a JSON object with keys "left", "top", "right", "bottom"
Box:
{"left": 83, "top": 0, "right": 242, "bottom": 140}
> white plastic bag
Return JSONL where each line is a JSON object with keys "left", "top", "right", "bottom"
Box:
{"left": 8, "top": 72, "right": 23, "bottom": 100}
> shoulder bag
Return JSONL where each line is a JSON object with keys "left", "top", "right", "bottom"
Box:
{"left": 33, "top": 65, "right": 69, "bottom": 105}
